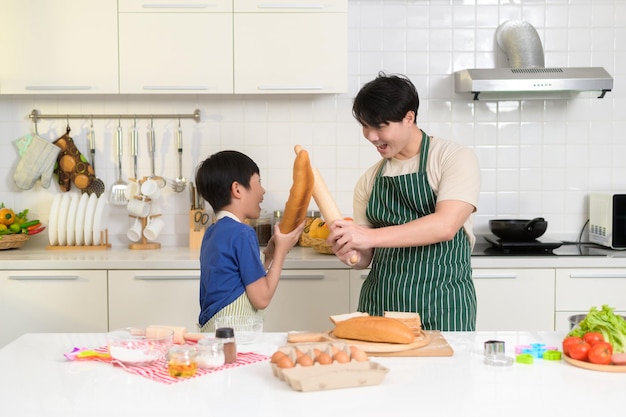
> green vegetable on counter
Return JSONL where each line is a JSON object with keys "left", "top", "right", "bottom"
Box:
{"left": 568, "top": 304, "right": 626, "bottom": 353}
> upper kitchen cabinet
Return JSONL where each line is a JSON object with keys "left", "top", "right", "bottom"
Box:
{"left": 233, "top": 0, "right": 348, "bottom": 94}
{"left": 0, "top": 0, "right": 119, "bottom": 94}
{"left": 118, "top": 1, "right": 233, "bottom": 94}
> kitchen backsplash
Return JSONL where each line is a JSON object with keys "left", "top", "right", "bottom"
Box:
{"left": 1, "top": 0, "right": 624, "bottom": 248}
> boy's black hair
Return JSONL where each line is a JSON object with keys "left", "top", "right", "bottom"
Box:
{"left": 195, "top": 150, "right": 260, "bottom": 212}
{"left": 352, "top": 71, "right": 420, "bottom": 127}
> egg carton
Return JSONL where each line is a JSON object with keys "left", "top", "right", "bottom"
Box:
{"left": 270, "top": 342, "right": 389, "bottom": 392}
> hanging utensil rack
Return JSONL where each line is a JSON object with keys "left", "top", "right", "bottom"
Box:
{"left": 28, "top": 108, "right": 201, "bottom": 124}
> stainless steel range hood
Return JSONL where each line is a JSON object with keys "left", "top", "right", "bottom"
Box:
{"left": 454, "top": 21, "right": 614, "bottom": 100}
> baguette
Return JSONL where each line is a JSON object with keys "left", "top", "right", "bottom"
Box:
{"left": 333, "top": 316, "right": 415, "bottom": 344}
{"left": 279, "top": 145, "right": 314, "bottom": 233}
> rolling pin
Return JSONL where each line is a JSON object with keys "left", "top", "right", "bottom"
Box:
{"left": 146, "top": 325, "right": 204, "bottom": 344}
{"left": 294, "top": 145, "right": 359, "bottom": 265}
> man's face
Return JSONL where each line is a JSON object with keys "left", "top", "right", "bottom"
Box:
{"left": 360, "top": 111, "right": 415, "bottom": 160}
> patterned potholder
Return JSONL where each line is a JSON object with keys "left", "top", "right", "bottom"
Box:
{"left": 53, "top": 126, "right": 95, "bottom": 192}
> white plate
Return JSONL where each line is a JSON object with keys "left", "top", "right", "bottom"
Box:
{"left": 56, "top": 193, "right": 71, "bottom": 246}
{"left": 48, "top": 194, "right": 62, "bottom": 246}
{"left": 65, "top": 193, "right": 80, "bottom": 246}
{"left": 74, "top": 193, "right": 90, "bottom": 246}
{"left": 84, "top": 193, "right": 98, "bottom": 246}
{"left": 92, "top": 196, "right": 108, "bottom": 245}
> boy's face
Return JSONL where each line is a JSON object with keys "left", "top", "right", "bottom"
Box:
{"left": 242, "top": 173, "right": 265, "bottom": 219}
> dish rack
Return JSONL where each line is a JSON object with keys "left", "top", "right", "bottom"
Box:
{"left": 46, "top": 192, "right": 111, "bottom": 251}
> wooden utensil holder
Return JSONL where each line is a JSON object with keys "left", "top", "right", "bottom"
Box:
{"left": 189, "top": 209, "right": 207, "bottom": 249}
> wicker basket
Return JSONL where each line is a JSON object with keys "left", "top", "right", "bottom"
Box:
{"left": 310, "top": 238, "right": 334, "bottom": 255}
{"left": 0, "top": 233, "right": 29, "bottom": 250}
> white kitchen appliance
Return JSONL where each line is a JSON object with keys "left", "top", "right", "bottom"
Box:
{"left": 589, "top": 193, "right": 626, "bottom": 249}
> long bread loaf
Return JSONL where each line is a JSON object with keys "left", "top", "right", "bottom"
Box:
{"left": 333, "top": 316, "right": 415, "bottom": 344}
{"left": 279, "top": 146, "right": 314, "bottom": 233}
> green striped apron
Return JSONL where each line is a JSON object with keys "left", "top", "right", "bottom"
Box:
{"left": 358, "top": 132, "right": 476, "bottom": 331}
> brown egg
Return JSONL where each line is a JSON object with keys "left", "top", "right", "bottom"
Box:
{"left": 271, "top": 350, "right": 286, "bottom": 364}
{"left": 330, "top": 345, "right": 340, "bottom": 355}
{"left": 296, "top": 354, "right": 314, "bottom": 367}
{"left": 313, "top": 348, "right": 322, "bottom": 357}
{"left": 276, "top": 355, "right": 295, "bottom": 369}
{"left": 316, "top": 352, "right": 333, "bottom": 365}
{"left": 349, "top": 345, "right": 369, "bottom": 362}
{"left": 333, "top": 350, "right": 350, "bottom": 364}
{"left": 293, "top": 348, "right": 304, "bottom": 358}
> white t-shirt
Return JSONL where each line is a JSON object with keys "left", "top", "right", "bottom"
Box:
{"left": 353, "top": 136, "right": 481, "bottom": 247}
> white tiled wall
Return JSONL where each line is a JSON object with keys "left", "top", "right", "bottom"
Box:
{"left": 1, "top": 0, "right": 624, "bottom": 248}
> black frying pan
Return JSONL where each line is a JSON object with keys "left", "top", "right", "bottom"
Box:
{"left": 489, "top": 217, "right": 547, "bottom": 241}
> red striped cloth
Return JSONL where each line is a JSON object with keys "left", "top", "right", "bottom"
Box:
{"left": 88, "top": 346, "right": 269, "bottom": 384}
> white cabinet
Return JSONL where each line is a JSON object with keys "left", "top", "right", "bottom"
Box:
{"left": 118, "top": 1, "right": 233, "bottom": 94}
{"left": 349, "top": 269, "right": 369, "bottom": 312}
{"left": 108, "top": 270, "right": 200, "bottom": 331}
{"left": 554, "top": 268, "right": 626, "bottom": 332}
{"left": 0, "top": 0, "right": 119, "bottom": 94}
{"left": 472, "top": 268, "right": 555, "bottom": 331}
{"left": 263, "top": 269, "right": 349, "bottom": 332}
{"left": 0, "top": 270, "right": 108, "bottom": 348}
{"left": 233, "top": 0, "right": 348, "bottom": 94}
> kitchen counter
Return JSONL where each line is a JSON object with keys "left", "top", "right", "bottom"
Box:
{"left": 1, "top": 331, "right": 622, "bottom": 417}
{"left": 2, "top": 238, "right": 626, "bottom": 270}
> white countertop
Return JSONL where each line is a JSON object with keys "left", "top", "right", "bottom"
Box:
{"left": 1, "top": 331, "right": 622, "bottom": 417}
{"left": 3, "top": 241, "right": 626, "bottom": 270}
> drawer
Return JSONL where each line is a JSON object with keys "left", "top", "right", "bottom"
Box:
{"left": 555, "top": 268, "right": 626, "bottom": 311}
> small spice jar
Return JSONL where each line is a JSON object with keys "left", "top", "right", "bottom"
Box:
{"left": 166, "top": 345, "right": 198, "bottom": 377}
{"left": 196, "top": 337, "right": 225, "bottom": 369}
{"left": 215, "top": 327, "right": 237, "bottom": 364}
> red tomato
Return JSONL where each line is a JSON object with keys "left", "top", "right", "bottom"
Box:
{"left": 568, "top": 340, "right": 591, "bottom": 361}
{"left": 588, "top": 342, "right": 613, "bottom": 365}
{"left": 583, "top": 332, "right": 605, "bottom": 345}
{"left": 562, "top": 336, "right": 583, "bottom": 356}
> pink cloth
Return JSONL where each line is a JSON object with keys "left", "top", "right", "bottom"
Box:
{"left": 76, "top": 346, "right": 269, "bottom": 385}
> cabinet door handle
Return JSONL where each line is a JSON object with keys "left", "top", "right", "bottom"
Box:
{"left": 25, "top": 86, "right": 92, "bottom": 91}
{"left": 142, "top": 86, "right": 212, "bottom": 91}
{"left": 134, "top": 275, "right": 199, "bottom": 281}
{"left": 472, "top": 273, "right": 518, "bottom": 279}
{"left": 8, "top": 275, "right": 79, "bottom": 281}
{"left": 141, "top": 3, "right": 215, "bottom": 9}
{"left": 279, "top": 274, "right": 324, "bottom": 280}
{"left": 257, "top": 4, "right": 325, "bottom": 9}
{"left": 256, "top": 85, "right": 324, "bottom": 91}
{"left": 569, "top": 273, "right": 626, "bottom": 279}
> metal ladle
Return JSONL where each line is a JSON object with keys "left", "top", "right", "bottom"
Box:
{"left": 147, "top": 118, "right": 166, "bottom": 188}
{"left": 171, "top": 118, "right": 187, "bottom": 192}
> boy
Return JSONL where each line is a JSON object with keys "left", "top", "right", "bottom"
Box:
{"left": 195, "top": 150, "right": 304, "bottom": 332}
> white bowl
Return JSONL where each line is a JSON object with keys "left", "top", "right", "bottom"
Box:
{"left": 107, "top": 327, "right": 174, "bottom": 366}
{"left": 214, "top": 316, "right": 263, "bottom": 344}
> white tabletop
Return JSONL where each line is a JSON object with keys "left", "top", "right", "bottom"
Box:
{"left": 0, "top": 331, "right": 623, "bottom": 417}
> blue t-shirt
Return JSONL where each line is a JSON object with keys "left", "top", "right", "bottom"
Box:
{"left": 198, "top": 217, "right": 266, "bottom": 326}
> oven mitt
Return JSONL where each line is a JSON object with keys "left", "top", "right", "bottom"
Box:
{"left": 53, "top": 127, "right": 95, "bottom": 192}
{"left": 13, "top": 134, "right": 61, "bottom": 190}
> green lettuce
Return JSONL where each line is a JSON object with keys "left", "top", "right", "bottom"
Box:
{"left": 568, "top": 304, "right": 626, "bottom": 353}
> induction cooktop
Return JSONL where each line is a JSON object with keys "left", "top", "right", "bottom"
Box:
{"left": 484, "top": 235, "right": 563, "bottom": 252}
{"left": 473, "top": 235, "right": 609, "bottom": 256}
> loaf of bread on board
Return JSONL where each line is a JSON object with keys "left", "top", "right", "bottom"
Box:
{"left": 279, "top": 146, "right": 314, "bottom": 233}
{"left": 333, "top": 316, "right": 415, "bottom": 344}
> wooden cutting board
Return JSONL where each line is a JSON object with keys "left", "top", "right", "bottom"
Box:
{"left": 287, "top": 330, "right": 453, "bottom": 357}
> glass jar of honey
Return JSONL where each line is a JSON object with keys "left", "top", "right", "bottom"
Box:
{"left": 166, "top": 345, "right": 198, "bottom": 377}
